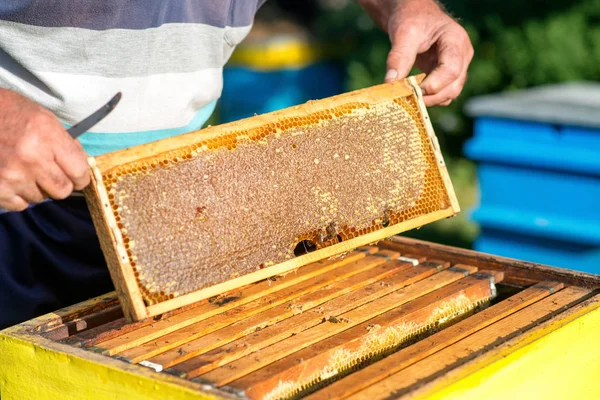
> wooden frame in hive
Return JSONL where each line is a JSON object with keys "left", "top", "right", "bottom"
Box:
{"left": 3, "top": 238, "right": 600, "bottom": 400}
{"left": 84, "top": 75, "right": 460, "bottom": 322}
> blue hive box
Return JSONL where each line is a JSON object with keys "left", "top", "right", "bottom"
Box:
{"left": 219, "top": 21, "right": 345, "bottom": 123}
{"left": 465, "top": 83, "right": 600, "bottom": 273}
{"left": 221, "top": 62, "right": 344, "bottom": 123}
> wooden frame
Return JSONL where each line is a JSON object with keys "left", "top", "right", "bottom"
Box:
{"left": 84, "top": 75, "right": 460, "bottom": 322}
{"left": 2, "top": 238, "right": 600, "bottom": 400}
{"left": 380, "top": 236, "right": 600, "bottom": 288}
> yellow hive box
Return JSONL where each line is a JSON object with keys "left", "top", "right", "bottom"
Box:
{"left": 1, "top": 238, "right": 600, "bottom": 400}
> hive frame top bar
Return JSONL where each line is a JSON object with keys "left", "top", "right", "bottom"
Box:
{"left": 84, "top": 74, "right": 460, "bottom": 322}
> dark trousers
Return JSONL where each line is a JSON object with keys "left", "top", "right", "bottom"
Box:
{"left": 0, "top": 198, "right": 113, "bottom": 330}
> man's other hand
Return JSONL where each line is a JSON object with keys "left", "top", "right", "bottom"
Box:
{"left": 0, "top": 89, "right": 89, "bottom": 211}
{"left": 359, "top": 0, "right": 474, "bottom": 106}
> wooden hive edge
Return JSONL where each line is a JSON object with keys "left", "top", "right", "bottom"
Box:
{"left": 383, "top": 237, "right": 600, "bottom": 288}
{"left": 11, "top": 292, "right": 119, "bottom": 335}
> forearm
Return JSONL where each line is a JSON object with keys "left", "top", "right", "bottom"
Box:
{"left": 357, "top": 0, "right": 447, "bottom": 32}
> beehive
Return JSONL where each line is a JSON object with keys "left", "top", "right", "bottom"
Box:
{"left": 3, "top": 238, "right": 600, "bottom": 400}
{"left": 84, "top": 75, "right": 459, "bottom": 321}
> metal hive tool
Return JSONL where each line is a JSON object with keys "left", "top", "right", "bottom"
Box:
{"left": 84, "top": 74, "right": 460, "bottom": 321}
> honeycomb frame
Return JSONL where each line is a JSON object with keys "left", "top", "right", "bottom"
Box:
{"left": 84, "top": 75, "right": 460, "bottom": 322}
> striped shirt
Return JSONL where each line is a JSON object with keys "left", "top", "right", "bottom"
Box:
{"left": 0, "top": 1, "right": 265, "bottom": 156}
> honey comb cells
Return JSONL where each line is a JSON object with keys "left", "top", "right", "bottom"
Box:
{"left": 86, "top": 76, "right": 458, "bottom": 318}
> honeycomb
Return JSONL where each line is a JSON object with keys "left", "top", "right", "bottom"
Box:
{"left": 98, "top": 92, "right": 451, "bottom": 306}
{"left": 261, "top": 293, "right": 491, "bottom": 400}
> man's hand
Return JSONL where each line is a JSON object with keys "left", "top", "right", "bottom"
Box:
{"left": 359, "top": 0, "right": 474, "bottom": 106}
{"left": 0, "top": 89, "right": 90, "bottom": 211}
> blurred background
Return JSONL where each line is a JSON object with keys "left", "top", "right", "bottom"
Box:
{"left": 214, "top": 0, "right": 600, "bottom": 271}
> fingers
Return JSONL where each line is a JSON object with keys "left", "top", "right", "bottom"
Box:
{"left": 0, "top": 121, "right": 89, "bottom": 211}
{"left": 19, "top": 183, "right": 46, "bottom": 204}
{"left": 420, "top": 37, "right": 464, "bottom": 96}
{"left": 385, "top": 26, "right": 420, "bottom": 82}
{"left": 0, "top": 158, "right": 43, "bottom": 205}
{"left": 0, "top": 169, "right": 29, "bottom": 210}
{"left": 420, "top": 28, "right": 473, "bottom": 106}
{"left": 0, "top": 90, "right": 90, "bottom": 211}
{"left": 0, "top": 164, "right": 54, "bottom": 206}
{"left": 15, "top": 118, "right": 86, "bottom": 199}
{"left": 27, "top": 110, "right": 90, "bottom": 191}
{"left": 37, "top": 163, "right": 74, "bottom": 200}
{"left": 423, "top": 73, "right": 467, "bottom": 107}
{"left": 0, "top": 148, "right": 83, "bottom": 209}
{"left": 0, "top": 176, "right": 42, "bottom": 210}
{"left": 382, "top": 0, "right": 474, "bottom": 107}
{"left": 55, "top": 138, "right": 90, "bottom": 190}
{"left": 1, "top": 195, "right": 28, "bottom": 211}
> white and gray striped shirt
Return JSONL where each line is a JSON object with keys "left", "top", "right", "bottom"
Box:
{"left": 0, "top": 1, "right": 265, "bottom": 155}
